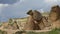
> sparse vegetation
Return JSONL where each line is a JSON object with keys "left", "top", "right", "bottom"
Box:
{"left": 26, "top": 28, "right": 60, "bottom": 34}
{"left": 15, "top": 31, "right": 26, "bottom": 34}
{"left": 0, "top": 30, "right": 7, "bottom": 34}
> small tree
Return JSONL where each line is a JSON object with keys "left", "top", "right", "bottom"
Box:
{"left": 8, "top": 18, "right": 13, "bottom": 26}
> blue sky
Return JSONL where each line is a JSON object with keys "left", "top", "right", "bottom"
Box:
{"left": 0, "top": 0, "right": 60, "bottom": 22}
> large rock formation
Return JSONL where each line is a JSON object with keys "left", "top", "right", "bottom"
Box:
{"left": 49, "top": 5, "right": 60, "bottom": 29}
{"left": 49, "top": 5, "right": 60, "bottom": 22}
{"left": 1, "top": 19, "right": 19, "bottom": 30}
{"left": 25, "top": 10, "right": 50, "bottom": 30}
{"left": 24, "top": 14, "right": 36, "bottom": 30}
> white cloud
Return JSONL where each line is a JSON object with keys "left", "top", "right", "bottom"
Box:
{"left": 44, "top": 0, "right": 60, "bottom": 6}
{"left": 45, "top": 0, "right": 58, "bottom": 3}
{"left": 0, "top": 4, "right": 9, "bottom": 14}
{"left": 37, "top": 9, "right": 44, "bottom": 13}
{"left": 13, "top": 0, "right": 25, "bottom": 5}
{"left": 0, "top": 4, "right": 9, "bottom": 8}
{"left": 40, "top": 9, "right": 44, "bottom": 13}
{"left": 20, "top": 0, "right": 25, "bottom": 3}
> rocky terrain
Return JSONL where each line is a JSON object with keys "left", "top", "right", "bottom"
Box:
{"left": 0, "top": 5, "right": 60, "bottom": 34}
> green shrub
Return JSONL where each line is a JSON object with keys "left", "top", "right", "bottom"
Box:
{"left": 48, "top": 28, "right": 60, "bottom": 34}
